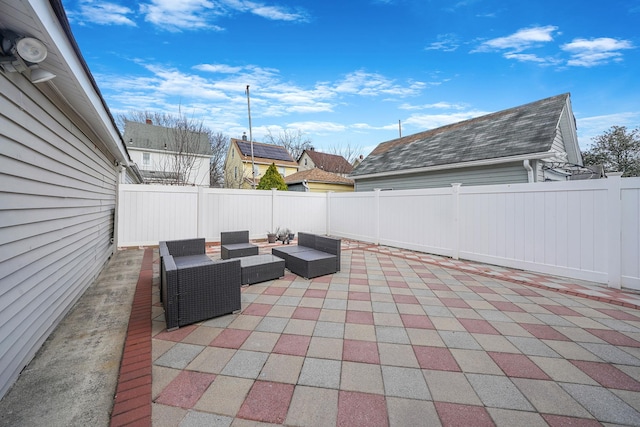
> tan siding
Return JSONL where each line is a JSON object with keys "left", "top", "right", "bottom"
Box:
{"left": 0, "top": 74, "right": 117, "bottom": 398}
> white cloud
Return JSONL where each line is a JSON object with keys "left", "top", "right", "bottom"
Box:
{"left": 425, "top": 34, "right": 460, "bottom": 52}
{"left": 194, "top": 64, "right": 244, "bottom": 73}
{"left": 136, "top": 0, "right": 308, "bottom": 31}
{"left": 140, "top": 0, "right": 225, "bottom": 31}
{"left": 218, "top": 0, "right": 309, "bottom": 22}
{"left": 476, "top": 25, "right": 558, "bottom": 52}
{"left": 75, "top": 1, "right": 136, "bottom": 26}
{"left": 333, "top": 70, "right": 425, "bottom": 97}
{"left": 562, "top": 37, "right": 634, "bottom": 67}
{"left": 399, "top": 102, "right": 468, "bottom": 111}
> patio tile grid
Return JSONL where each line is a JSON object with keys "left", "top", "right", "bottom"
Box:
{"left": 143, "top": 243, "right": 640, "bottom": 426}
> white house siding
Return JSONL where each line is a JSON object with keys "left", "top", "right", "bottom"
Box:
{"left": 0, "top": 73, "right": 118, "bottom": 398}
{"left": 128, "top": 147, "right": 211, "bottom": 186}
{"left": 354, "top": 163, "right": 529, "bottom": 192}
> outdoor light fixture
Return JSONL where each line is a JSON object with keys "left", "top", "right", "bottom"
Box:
{"left": 0, "top": 30, "right": 56, "bottom": 83}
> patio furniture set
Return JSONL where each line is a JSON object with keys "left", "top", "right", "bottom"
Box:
{"left": 159, "top": 231, "right": 341, "bottom": 330}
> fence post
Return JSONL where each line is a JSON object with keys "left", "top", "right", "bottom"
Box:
{"left": 271, "top": 188, "right": 277, "bottom": 236}
{"left": 197, "top": 186, "right": 205, "bottom": 239}
{"left": 374, "top": 188, "right": 381, "bottom": 245}
{"left": 326, "top": 191, "right": 332, "bottom": 236}
{"left": 607, "top": 174, "right": 623, "bottom": 289}
{"left": 451, "top": 183, "right": 462, "bottom": 260}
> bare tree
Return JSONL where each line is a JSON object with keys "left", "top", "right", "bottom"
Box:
{"left": 208, "top": 131, "right": 229, "bottom": 187}
{"left": 120, "top": 111, "right": 212, "bottom": 186}
{"left": 326, "top": 143, "right": 364, "bottom": 171}
{"left": 224, "top": 164, "right": 252, "bottom": 189}
{"left": 263, "top": 129, "right": 312, "bottom": 161}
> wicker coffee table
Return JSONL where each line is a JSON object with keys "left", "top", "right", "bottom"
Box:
{"left": 240, "top": 254, "right": 285, "bottom": 285}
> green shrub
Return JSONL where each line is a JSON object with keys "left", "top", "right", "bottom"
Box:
{"left": 257, "top": 163, "right": 288, "bottom": 190}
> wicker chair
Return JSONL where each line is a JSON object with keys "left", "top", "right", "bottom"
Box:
{"left": 221, "top": 230, "right": 259, "bottom": 259}
{"left": 160, "top": 238, "right": 241, "bottom": 330}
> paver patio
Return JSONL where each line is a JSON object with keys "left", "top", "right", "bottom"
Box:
{"left": 115, "top": 240, "right": 640, "bottom": 426}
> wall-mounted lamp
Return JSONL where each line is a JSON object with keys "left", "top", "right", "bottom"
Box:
{"left": 0, "top": 30, "right": 56, "bottom": 83}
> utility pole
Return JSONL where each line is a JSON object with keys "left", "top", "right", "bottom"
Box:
{"left": 246, "top": 85, "right": 255, "bottom": 188}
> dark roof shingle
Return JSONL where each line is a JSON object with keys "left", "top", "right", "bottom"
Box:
{"left": 351, "top": 93, "right": 569, "bottom": 177}
{"left": 302, "top": 150, "right": 353, "bottom": 174}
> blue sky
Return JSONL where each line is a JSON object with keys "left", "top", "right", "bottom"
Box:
{"left": 62, "top": 0, "right": 639, "bottom": 156}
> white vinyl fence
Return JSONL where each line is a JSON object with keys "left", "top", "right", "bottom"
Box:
{"left": 117, "top": 186, "right": 328, "bottom": 246}
{"left": 118, "top": 176, "right": 640, "bottom": 290}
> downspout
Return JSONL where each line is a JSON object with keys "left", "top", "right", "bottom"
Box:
{"left": 523, "top": 159, "right": 534, "bottom": 183}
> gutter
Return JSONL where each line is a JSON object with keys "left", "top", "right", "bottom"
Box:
{"left": 523, "top": 159, "right": 534, "bottom": 183}
{"left": 350, "top": 151, "right": 557, "bottom": 180}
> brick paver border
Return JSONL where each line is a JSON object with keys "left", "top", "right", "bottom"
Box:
{"left": 110, "top": 248, "right": 153, "bottom": 427}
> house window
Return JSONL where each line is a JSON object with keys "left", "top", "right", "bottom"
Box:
{"left": 279, "top": 167, "right": 286, "bottom": 176}
{"left": 304, "top": 158, "right": 307, "bottom": 166}
{"left": 234, "top": 166, "right": 237, "bottom": 179}
{"left": 253, "top": 165, "right": 259, "bottom": 176}
{"left": 143, "top": 152, "right": 150, "bottom": 168}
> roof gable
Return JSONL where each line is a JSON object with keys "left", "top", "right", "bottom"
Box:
{"left": 285, "top": 168, "right": 354, "bottom": 185}
{"left": 352, "top": 93, "right": 571, "bottom": 177}
{"left": 124, "top": 120, "right": 212, "bottom": 155}
{"left": 301, "top": 150, "right": 354, "bottom": 174}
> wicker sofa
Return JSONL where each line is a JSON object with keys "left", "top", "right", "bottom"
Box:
{"left": 272, "top": 232, "right": 341, "bottom": 279}
{"left": 221, "top": 230, "right": 259, "bottom": 259}
{"left": 160, "top": 238, "right": 241, "bottom": 330}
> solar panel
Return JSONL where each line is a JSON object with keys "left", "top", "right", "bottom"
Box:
{"left": 237, "top": 141, "right": 292, "bottom": 162}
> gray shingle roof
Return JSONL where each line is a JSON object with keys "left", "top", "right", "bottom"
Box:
{"left": 351, "top": 93, "right": 569, "bottom": 177}
{"left": 124, "top": 120, "right": 212, "bottom": 155}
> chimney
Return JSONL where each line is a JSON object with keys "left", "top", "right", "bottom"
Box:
{"left": 242, "top": 132, "right": 248, "bottom": 141}
{"left": 146, "top": 119, "right": 152, "bottom": 125}
{"left": 310, "top": 146, "right": 314, "bottom": 151}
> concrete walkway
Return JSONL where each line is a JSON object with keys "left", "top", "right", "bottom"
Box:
{"left": 2, "top": 241, "right": 640, "bottom": 426}
{"left": 0, "top": 249, "right": 144, "bottom": 427}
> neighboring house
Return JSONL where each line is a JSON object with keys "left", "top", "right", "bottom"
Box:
{"left": 0, "top": 0, "right": 140, "bottom": 399}
{"left": 350, "top": 93, "right": 583, "bottom": 191}
{"left": 124, "top": 119, "right": 212, "bottom": 186}
{"left": 298, "top": 148, "right": 354, "bottom": 176}
{"left": 224, "top": 136, "right": 298, "bottom": 189}
{"left": 285, "top": 168, "right": 355, "bottom": 193}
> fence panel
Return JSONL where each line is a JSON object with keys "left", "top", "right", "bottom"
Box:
{"left": 378, "top": 188, "right": 455, "bottom": 257}
{"left": 200, "top": 189, "right": 274, "bottom": 241}
{"left": 621, "top": 178, "right": 640, "bottom": 289}
{"left": 117, "top": 185, "right": 198, "bottom": 246}
{"left": 458, "top": 181, "right": 610, "bottom": 283}
{"left": 329, "top": 192, "right": 378, "bottom": 243}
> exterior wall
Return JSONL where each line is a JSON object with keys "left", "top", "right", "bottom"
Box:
{"left": 354, "top": 162, "right": 529, "bottom": 191}
{"left": 298, "top": 152, "right": 314, "bottom": 171}
{"left": 224, "top": 144, "right": 297, "bottom": 189}
{"left": 0, "top": 73, "right": 118, "bottom": 398}
{"left": 223, "top": 144, "right": 246, "bottom": 188}
{"left": 128, "top": 147, "right": 210, "bottom": 186}
{"left": 308, "top": 182, "right": 354, "bottom": 193}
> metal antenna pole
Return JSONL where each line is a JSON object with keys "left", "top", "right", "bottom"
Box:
{"left": 246, "top": 85, "right": 255, "bottom": 188}
{"left": 399, "top": 119, "right": 402, "bottom": 138}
